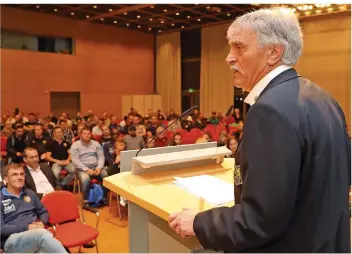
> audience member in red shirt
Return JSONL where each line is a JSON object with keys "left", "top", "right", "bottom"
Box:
{"left": 154, "top": 126, "right": 168, "bottom": 147}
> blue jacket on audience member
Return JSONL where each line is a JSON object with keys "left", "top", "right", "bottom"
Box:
{"left": 0, "top": 187, "right": 49, "bottom": 249}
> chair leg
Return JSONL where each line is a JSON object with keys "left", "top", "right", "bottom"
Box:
{"left": 78, "top": 246, "right": 81, "bottom": 253}
{"left": 109, "top": 191, "right": 113, "bottom": 213}
{"left": 117, "top": 195, "right": 122, "bottom": 220}
{"left": 95, "top": 238, "right": 99, "bottom": 253}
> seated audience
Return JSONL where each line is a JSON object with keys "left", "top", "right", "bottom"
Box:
{"left": 121, "top": 113, "right": 135, "bottom": 135}
{"left": 146, "top": 136, "right": 155, "bottom": 148}
{"left": 226, "top": 136, "right": 239, "bottom": 158}
{"left": 23, "top": 113, "right": 38, "bottom": 131}
{"left": 133, "top": 115, "right": 146, "bottom": 137}
{"left": 106, "top": 141, "right": 125, "bottom": 176}
{"left": 46, "top": 127, "right": 75, "bottom": 189}
{"left": 217, "top": 132, "right": 228, "bottom": 147}
{"left": 168, "top": 115, "right": 182, "bottom": 132}
{"left": 6, "top": 124, "right": 26, "bottom": 163}
{"left": 232, "top": 108, "right": 244, "bottom": 125}
{"left": 100, "top": 125, "right": 113, "bottom": 145}
{"left": 92, "top": 118, "right": 105, "bottom": 136}
{"left": 142, "top": 117, "right": 149, "bottom": 127}
{"left": 123, "top": 125, "right": 145, "bottom": 150}
{"left": 0, "top": 164, "right": 67, "bottom": 253}
{"left": 170, "top": 132, "right": 182, "bottom": 146}
{"left": 155, "top": 126, "right": 168, "bottom": 147}
{"left": 70, "top": 127, "right": 107, "bottom": 203}
{"left": 2, "top": 123, "right": 13, "bottom": 137}
{"left": 194, "top": 113, "right": 207, "bottom": 130}
{"left": 208, "top": 112, "right": 219, "bottom": 125}
{"left": 196, "top": 137, "right": 207, "bottom": 143}
{"left": 26, "top": 124, "right": 51, "bottom": 163}
{"left": 202, "top": 132, "right": 213, "bottom": 142}
{"left": 11, "top": 115, "right": 23, "bottom": 129}
{"left": 59, "top": 119, "right": 75, "bottom": 145}
{"left": 73, "top": 123, "right": 86, "bottom": 141}
{"left": 147, "top": 115, "right": 160, "bottom": 136}
{"left": 23, "top": 148, "right": 56, "bottom": 198}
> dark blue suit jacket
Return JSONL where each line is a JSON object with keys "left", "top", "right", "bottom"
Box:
{"left": 193, "top": 69, "right": 351, "bottom": 252}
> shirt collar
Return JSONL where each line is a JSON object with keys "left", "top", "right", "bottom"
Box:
{"left": 1, "top": 187, "right": 25, "bottom": 199}
{"left": 244, "top": 65, "right": 291, "bottom": 106}
{"left": 27, "top": 164, "right": 41, "bottom": 172}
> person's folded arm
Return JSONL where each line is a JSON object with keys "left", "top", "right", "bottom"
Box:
{"left": 96, "top": 143, "right": 105, "bottom": 169}
{"left": 193, "top": 104, "right": 301, "bottom": 252}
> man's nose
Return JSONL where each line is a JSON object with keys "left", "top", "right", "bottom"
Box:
{"left": 226, "top": 54, "right": 236, "bottom": 65}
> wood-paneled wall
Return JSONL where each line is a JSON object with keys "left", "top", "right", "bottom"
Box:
{"left": 121, "top": 95, "right": 162, "bottom": 117}
{"left": 295, "top": 12, "right": 351, "bottom": 125}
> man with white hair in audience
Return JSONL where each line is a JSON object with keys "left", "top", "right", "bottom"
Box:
{"left": 168, "top": 8, "right": 350, "bottom": 253}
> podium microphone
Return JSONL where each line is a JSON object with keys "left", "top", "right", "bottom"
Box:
{"left": 136, "top": 105, "right": 199, "bottom": 157}
{"left": 225, "top": 105, "right": 234, "bottom": 117}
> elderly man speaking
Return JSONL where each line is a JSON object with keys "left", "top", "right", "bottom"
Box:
{"left": 168, "top": 8, "right": 350, "bottom": 253}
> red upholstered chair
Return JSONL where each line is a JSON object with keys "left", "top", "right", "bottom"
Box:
{"left": 0, "top": 136, "right": 7, "bottom": 157}
{"left": 41, "top": 191, "right": 100, "bottom": 253}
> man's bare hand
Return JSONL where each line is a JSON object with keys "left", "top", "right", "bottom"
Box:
{"left": 168, "top": 208, "right": 197, "bottom": 238}
{"left": 87, "top": 169, "right": 95, "bottom": 175}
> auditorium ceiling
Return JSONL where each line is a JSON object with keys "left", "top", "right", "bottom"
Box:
{"left": 3, "top": 4, "right": 351, "bottom": 34}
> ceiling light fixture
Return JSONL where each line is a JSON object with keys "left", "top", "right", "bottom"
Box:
{"left": 150, "top": 6, "right": 154, "bottom": 8}
{"left": 164, "top": 9, "right": 168, "bottom": 12}
{"left": 158, "top": 30, "right": 162, "bottom": 33}
{"left": 86, "top": 15, "right": 90, "bottom": 18}
{"left": 227, "top": 13, "right": 231, "bottom": 16}
{"left": 109, "top": 8, "right": 113, "bottom": 12}
{"left": 137, "top": 15, "right": 141, "bottom": 18}
{"left": 206, "top": 6, "right": 210, "bottom": 9}
{"left": 124, "top": 12, "right": 128, "bottom": 15}
{"left": 71, "top": 12, "right": 75, "bottom": 15}
{"left": 138, "top": 25, "right": 141, "bottom": 28}
{"left": 36, "top": 5, "right": 40, "bottom": 8}
{"left": 197, "top": 18, "right": 201, "bottom": 21}
{"left": 148, "top": 28, "right": 152, "bottom": 31}
{"left": 126, "top": 23, "right": 130, "bottom": 26}
{"left": 114, "top": 20, "right": 117, "bottom": 23}
{"left": 101, "top": 18, "right": 104, "bottom": 21}
{"left": 93, "top": 5, "right": 97, "bottom": 9}
{"left": 181, "top": 25, "right": 185, "bottom": 28}
{"left": 187, "top": 15, "right": 191, "bottom": 18}
{"left": 160, "top": 20, "right": 164, "bottom": 23}
{"left": 54, "top": 9, "right": 58, "bottom": 12}
{"left": 175, "top": 13, "right": 179, "bottom": 15}
{"left": 171, "top": 23, "right": 175, "bottom": 26}
{"left": 217, "top": 9, "right": 221, "bottom": 12}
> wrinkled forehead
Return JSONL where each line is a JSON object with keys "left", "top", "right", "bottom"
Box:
{"left": 227, "top": 24, "right": 255, "bottom": 45}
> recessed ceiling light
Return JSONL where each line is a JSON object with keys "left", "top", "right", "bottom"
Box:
{"left": 206, "top": 6, "right": 210, "bottom": 9}
{"left": 137, "top": 15, "right": 141, "bottom": 18}
{"left": 164, "top": 9, "right": 168, "bottom": 12}
{"left": 175, "top": 13, "right": 180, "bottom": 15}
{"left": 86, "top": 15, "right": 90, "bottom": 18}
{"left": 54, "top": 9, "right": 58, "bottom": 12}
{"left": 138, "top": 25, "right": 141, "bottom": 28}
{"left": 197, "top": 18, "right": 201, "bottom": 22}
{"left": 71, "top": 12, "right": 75, "bottom": 15}
{"left": 113, "top": 20, "right": 117, "bottom": 23}
{"left": 93, "top": 5, "right": 97, "bottom": 9}
{"left": 126, "top": 23, "right": 130, "bottom": 26}
{"left": 101, "top": 18, "right": 104, "bottom": 21}
{"left": 171, "top": 23, "right": 175, "bottom": 26}
{"left": 36, "top": 5, "right": 40, "bottom": 8}
{"left": 217, "top": 9, "right": 221, "bottom": 12}
{"left": 109, "top": 9, "right": 113, "bottom": 12}
{"left": 160, "top": 20, "right": 164, "bottom": 23}
{"left": 149, "top": 18, "right": 153, "bottom": 21}
{"left": 158, "top": 30, "right": 162, "bottom": 33}
{"left": 148, "top": 28, "right": 152, "bottom": 31}
{"left": 181, "top": 26, "right": 185, "bottom": 28}
{"left": 124, "top": 12, "right": 128, "bottom": 15}
{"left": 150, "top": 6, "right": 154, "bottom": 8}
{"left": 187, "top": 16, "right": 191, "bottom": 18}
{"left": 227, "top": 13, "right": 231, "bottom": 16}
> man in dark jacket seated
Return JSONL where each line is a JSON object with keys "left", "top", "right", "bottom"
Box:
{"left": 0, "top": 163, "right": 67, "bottom": 253}
{"left": 23, "top": 147, "right": 57, "bottom": 199}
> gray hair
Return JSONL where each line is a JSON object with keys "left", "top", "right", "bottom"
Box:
{"left": 227, "top": 8, "right": 303, "bottom": 66}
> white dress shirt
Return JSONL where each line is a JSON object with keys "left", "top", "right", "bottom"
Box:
{"left": 244, "top": 65, "right": 291, "bottom": 106}
{"left": 28, "top": 165, "right": 54, "bottom": 194}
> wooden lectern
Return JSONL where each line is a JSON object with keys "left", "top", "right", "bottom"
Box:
{"left": 103, "top": 142, "right": 235, "bottom": 253}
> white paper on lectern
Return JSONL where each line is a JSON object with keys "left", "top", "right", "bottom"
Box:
{"left": 173, "top": 175, "right": 234, "bottom": 206}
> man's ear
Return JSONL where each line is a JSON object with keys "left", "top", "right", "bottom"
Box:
{"left": 267, "top": 44, "right": 285, "bottom": 66}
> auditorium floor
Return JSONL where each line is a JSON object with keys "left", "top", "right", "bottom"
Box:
{"left": 70, "top": 197, "right": 129, "bottom": 253}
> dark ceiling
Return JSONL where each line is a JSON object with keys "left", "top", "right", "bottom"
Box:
{"left": 3, "top": 4, "right": 257, "bottom": 34}
{"left": 3, "top": 4, "right": 351, "bottom": 34}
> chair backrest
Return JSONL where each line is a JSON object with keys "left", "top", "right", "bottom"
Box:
{"left": 0, "top": 136, "right": 7, "bottom": 152}
{"left": 41, "top": 191, "right": 80, "bottom": 225}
